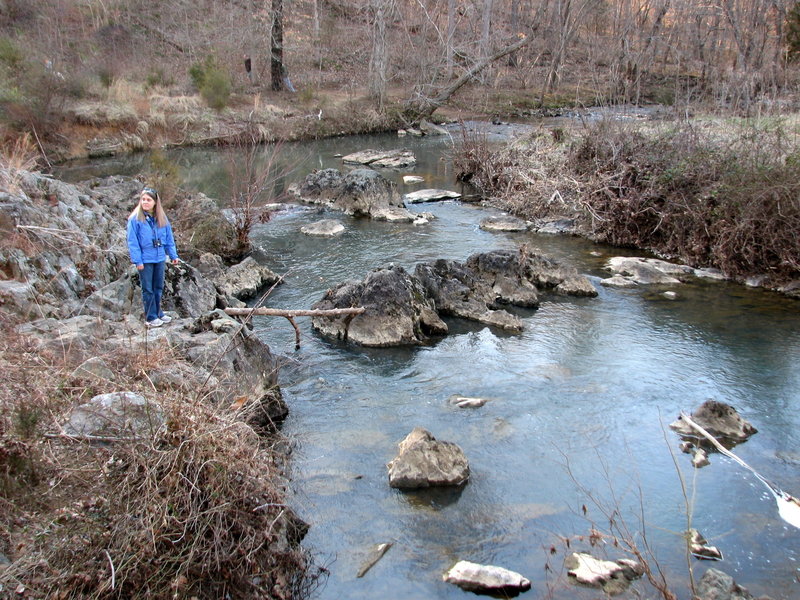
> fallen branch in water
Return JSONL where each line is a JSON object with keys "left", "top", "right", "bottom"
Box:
{"left": 680, "top": 412, "right": 800, "bottom": 529}
{"left": 224, "top": 307, "right": 365, "bottom": 349}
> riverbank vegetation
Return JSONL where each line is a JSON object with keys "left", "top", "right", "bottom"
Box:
{"left": 0, "top": 308, "right": 318, "bottom": 599}
{"left": 454, "top": 117, "right": 800, "bottom": 292}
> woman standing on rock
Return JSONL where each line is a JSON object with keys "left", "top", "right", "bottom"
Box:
{"left": 127, "top": 186, "right": 179, "bottom": 328}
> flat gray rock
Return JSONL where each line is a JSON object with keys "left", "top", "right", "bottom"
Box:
{"left": 342, "top": 148, "right": 416, "bottom": 168}
{"left": 479, "top": 215, "right": 528, "bottom": 232}
{"left": 301, "top": 219, "right": 345, "bottom": 236}
{"left": 403, "top": 189, "right": 462, "bottom": 204}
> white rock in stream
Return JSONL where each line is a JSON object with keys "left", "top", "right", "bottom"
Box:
{"left": 443, "top": 560, "right": 531, "bottom": 594}
{"left": 403, "top": 189, "right": 462, "bottom": 204}
{"left": 300, "top": 219, "right": 345, "bottom": 237}
{"left": 449, "top": 395, "right": 490, "bottom": 408}
{"left": 566, "top": 552, "right": 644, "bottom": 592}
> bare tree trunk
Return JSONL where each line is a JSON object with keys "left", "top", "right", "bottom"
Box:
{"left": 270, "top": 0, "right": 284, "bottom": 91}
{"left": 480, "top": 0, "right": 494, "bottom": 83}
{"left": 446, "top": 0, "right": 456, "bottom": 79}
{"left": 508, "top": 0, "right": 520, "bottom": 66}
{"left": 369, "top": 0, "right": 393, "bottom": 108}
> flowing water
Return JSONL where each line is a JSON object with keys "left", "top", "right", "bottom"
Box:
{"left": 56, "top": 125, "right": 800, "bottom": 599}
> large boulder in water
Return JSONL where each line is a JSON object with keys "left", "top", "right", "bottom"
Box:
{"left": 288, "top": 168, "right": 417, "bottom": 220}
{"left": 387, "top": 427, "right": 469, "bottom": 489}
{"left": 311, "top": 265, "right": 447, "bottom": 347}
{"left": 415, "top": 258, "right": 525, "bottom": 331}
{"left": 670, "top": 400, "right": 758, "bottom": 443}
{"left": 465, "top": 250, "right": 540, "bottom": 307}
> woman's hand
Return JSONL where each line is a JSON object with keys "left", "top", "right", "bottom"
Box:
{"left": 137, "top": 264, "right": 144, "bottom": 271}
{"left": 171, "top": 258, "right": 179, "bottom": 265}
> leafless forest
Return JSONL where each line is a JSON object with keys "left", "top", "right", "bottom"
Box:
{"left": 2, "top": 0, "right": 799, "bottom": 119}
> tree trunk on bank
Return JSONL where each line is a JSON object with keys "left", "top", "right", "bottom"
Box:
{"left": 270, "top": 0, "right": 284, "bottom": 91}
{"left": 402, "top": 33, "right": 533, "bottom": 122}
{"left": 369, "top": 0, "right": 394, "bottom": 108}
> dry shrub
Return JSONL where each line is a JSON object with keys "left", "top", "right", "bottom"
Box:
{"left": 456, "top": 117, "right": 800, "bottom": 285}
{"left": 567, "top": 119, "right": 800, "bottom": 282}
{"left": 0, "top": 316, "right": 321, "bottom": 599}
{"left": 452, "top": 124, "right": 582, "bottom": 218}
{"left": 0, "top": 133, "right": 39, "bottom": 194}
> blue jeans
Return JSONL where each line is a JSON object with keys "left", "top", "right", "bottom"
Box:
{"left": 140, "top": 261, "right": 165, "bottom": 322}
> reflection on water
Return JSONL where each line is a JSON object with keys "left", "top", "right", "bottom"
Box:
{"left": 58, "top": 131, "right": 800, "bottom": 599}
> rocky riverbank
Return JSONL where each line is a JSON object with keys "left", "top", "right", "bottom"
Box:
{"left": 0, "top": 171, "right": 320, "bottom": 598}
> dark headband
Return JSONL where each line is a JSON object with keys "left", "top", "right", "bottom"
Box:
{"left": 141, "top": 187, "right": 159, "bottom": 199}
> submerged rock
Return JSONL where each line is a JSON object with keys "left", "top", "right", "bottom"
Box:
{"left": 387, "top": 427, "right": 469, "bottom": 488}
{"left": 301, "top": 219, "right": 345, "bottom": 237}
{"left": 443, "top": 560, "right": 531, "bottom": 595}
{"left": 670, "top": 400, "right": 758, "bottom": 443}
{"left": 356, "top": 542, "right": 393, "bottom": 578}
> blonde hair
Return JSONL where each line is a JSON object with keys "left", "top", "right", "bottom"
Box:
{"left": 128, "top": 188, "right": 169, "bottom": 227}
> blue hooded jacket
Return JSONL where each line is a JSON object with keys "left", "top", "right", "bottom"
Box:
{"left": 127, "top": 213, "right": 178, "bottom": 265}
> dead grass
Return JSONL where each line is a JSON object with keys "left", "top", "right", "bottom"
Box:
{"left": 0, "top": 311, "right": 321, "bottom": 599}
{"left": 0, "top": 133, "right": 39, "bottom": 194}
{"left": 454, "top": 117, "right": 800, "bottom": 287}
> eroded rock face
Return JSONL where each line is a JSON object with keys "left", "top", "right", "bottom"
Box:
{"left": 387, "top": 427, "right": 469, "bottom": 488}
{"left": 416, "top": 259, "right": 524, "bottom": 331}
{"left": 465, "top": 250, "right": 540, "bottom": 307}
{"left": 0, "top": 173, "right": 135, "bottom": 319}
{"left": 210, "top": 256, "right": 279, "bottom": 300}
{"left": 21, "top": 310, "right": 287, "bottom": 429}
{"left": 443, "top": 560, "right": 531, "bottom": 595}
{"left": 311, "top": 265, "right": 447, "bottom": 347}
{"left": 670, "top": 400, "right": 758, "bottom": 443}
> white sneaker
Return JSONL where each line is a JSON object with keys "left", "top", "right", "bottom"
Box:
{"left": 159, "top": 314, "right": 172, "bottom": 323}
{"left": 146, "top": 318, "right": 163, "bottom": 328}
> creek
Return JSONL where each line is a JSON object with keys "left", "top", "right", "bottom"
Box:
{"left": 56, "top": 124, "right": 800, "bottom": 599}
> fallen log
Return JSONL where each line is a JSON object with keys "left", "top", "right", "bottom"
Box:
{"left": 224, "top": 307, "right": 365, "bottom": 349}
